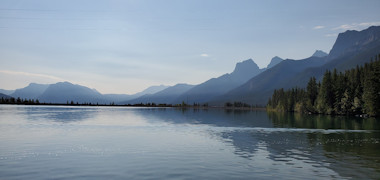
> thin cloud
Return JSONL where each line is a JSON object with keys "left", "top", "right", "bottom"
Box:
{"left": 313, "top": 25, "right": 325, "bottom": 30}
{"left": 325, "top": 33, "right": 337, "bottom": 37}
{"left": 332, "top": 24, "right": 355, "bottom": 30}
{"left": 358, "top": 22, "right": 380, "bottom": 27}
{"left": 333, "top": 22, "right": 380, "bottom": 31}
{"left": 0, "top": 70, "right": 64, "bottom": 81}
{"left": 200, "top": 53, "right": 209, "bottom": 57}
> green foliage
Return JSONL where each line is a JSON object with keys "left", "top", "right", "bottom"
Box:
{"left": 267, "top": 55, "right": 380, "bottom": 116}
{"left": 267, "top": 88, "right": 306, "bottom": 112}
{"left": 306, "top": 77, "right": 318, "bottom": 106}
{"left": 316, "top": 70, "right": 335, "bottom": 114}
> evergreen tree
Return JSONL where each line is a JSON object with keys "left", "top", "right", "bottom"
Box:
{"left": 363, "top": 60, "right": 380, "bottom": 116}
{"left": 306, "top": 77, "right": 318, "bottom": 112}
{"left": 316, "top": 70, "right": 335, "bottom": 114}
{"left": 333, "top": 71, "right": 346, "bottom": 114}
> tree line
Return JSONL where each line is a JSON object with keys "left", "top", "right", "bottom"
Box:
{"left": 0, "top": 97, "right": 40, "bottom": 105}
{"left": 267, "top": 56, "right": 380, "bottom": 116}
{"left": 0, "top": 97, "right": 209, "bottom": 108}
{"left": 224, "top": 101, "right": 264, "bottom": 109}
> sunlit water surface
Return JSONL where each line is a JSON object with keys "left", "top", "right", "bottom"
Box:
{"left": 0, "top": 105, "right": 379, "bottom": 179}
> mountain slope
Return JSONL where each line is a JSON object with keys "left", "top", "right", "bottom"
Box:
{"left": 328, "top": 26, "right": 380, "bottom": 59}
{"left": 10, "top": 83, "right": 49, "bottom": 99}
{"left": 288, "top": 26, "right": 380, "bottom": 88}
{"left": 267, "top": 56, "right": 283, "bottom": 69}
{"left": 133, "top": 85, "right": 169, "bottom": 97}
{"left": 0, "top": 93, "right": 12, "bottom": 99}
{"left": 106, "top": 85, "right": 170, "bottom": 104}
{"left": 0, "top": 89, "right": 15, "bottom": 95}
{"left": 123, "top": 83, "right": 195, "bottom": 104}
{"left": 2, "top": 82, "right": 170, "bottom": 104}
{"left": 213, "top": 26, "right": 380, "bottom": 106}
{"left": 312, "top": 50, "right": 328, "bottom": 58}
{"left": 175, "top": 59, "right": 264, "bottom": 104}
{"left": 38, "top": 82, "right": 107, "bottom": 104}
{"left": 103, "top": 94, "right": 136, "bottom": 103}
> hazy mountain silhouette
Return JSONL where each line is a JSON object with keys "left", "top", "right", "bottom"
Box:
{"left": 105, "top": 85, "right": 170, "bottom": 103}
{"left": 122, "top": 83, "right": 195, "bottom": 104}
{"left": 0, "top": 93, "right": 11, "bottom": 99}
{"left": 103, "top": 94, "right": 136, "bottom": 103}
{"left": 211, "top": 56, "right": 328, "bottom": 105}
{"left": 175, "top": 59, "right": 264, "bottom": 104}
{"left": 38, "top": 82, "right": 107, "bottom": 104}
{"left": 312, "top": 50, "right": 328, "bottom": 57}
{"left": 212, "top": 26, "right": 380, "bottom": 106}
{"left": 2, "top": 82, "right": 170, "bottom": 104}
{"left": 266, "top": 56, "right": 284, "bottom": 69}
{"left": 10, "top": 83, "right": 49, "bottom": 100}
{"left": 0, "top": 89, "right": 15, "bottom": 95}
{"left": 132, "top": 85, "right": 169, "bottom": 97}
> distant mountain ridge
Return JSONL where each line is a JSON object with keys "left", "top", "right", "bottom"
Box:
{"left": 11, "top": 83, "right": 49, "bottom": 100}
{"left": 123, "top": 83, "right": 195, "bottom": 105}
{"left": 133, "top": 85, "right": 169, "bottom": 97}
{"left": 0, "top": 89, "right": 15, "bottom": 95}
{"left": 266, "top": 56, "right": 284, "bottom": 69}
{"left": 4, "top": 82, "right": 171, "bottom": 104}
{"left": 312, "top": 50, "right": 328, "bottom": 57}
{"left": 0, "top": 93, "right": 11, "bottom": 99}
{"left": 174, "top": 59, "right": 264, "bottom": 104}
{"left": 211, "top": 55, "right": 328, "bottom": 105}
{"left": 37, "top": 82, "right": 106, "bottom": 104}
{"left": 105, "top": 85, "right": 169, "bottom": 103}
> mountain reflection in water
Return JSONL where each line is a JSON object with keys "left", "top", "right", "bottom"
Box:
{"left": 0, "top": 105, "right": 379, "bottom": 179}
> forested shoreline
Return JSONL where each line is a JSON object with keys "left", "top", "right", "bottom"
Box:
{"left": 267, "top": 56, "right": 380, "bottom": 116}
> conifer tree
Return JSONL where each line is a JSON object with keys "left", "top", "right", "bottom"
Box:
{"left": 317, "top": 70, "right": 334, "bottom": 114}
{"left": 306, "top": 77, "right": 318, "bottom": 110}
{"left": 363, "top": 60, "right": 380, "bottom": 116}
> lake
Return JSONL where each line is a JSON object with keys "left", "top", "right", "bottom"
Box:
{"left": 0, "top": 105, "right": 379, "bottom": 179}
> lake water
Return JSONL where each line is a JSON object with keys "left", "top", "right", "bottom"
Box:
{"left": 0, "top": 105, "right": 379, "bottom": 179}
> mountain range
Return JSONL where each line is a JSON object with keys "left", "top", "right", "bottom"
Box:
{"left": 1, "top": 82, "right": 169, "bottom": 104}
{"left": 2, "top": 26, "right": 380, "bottom": 106}
{"left": 1, "top": 58, "right": 280, "bottom": 105}
{"left": 210, "top": 26, "right": 380, "bottom": 106}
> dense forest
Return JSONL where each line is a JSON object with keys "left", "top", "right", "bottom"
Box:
{"left": 267, "top": 56, "right": 380, "bottom": 116}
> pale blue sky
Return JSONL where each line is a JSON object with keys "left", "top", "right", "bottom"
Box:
{"left": 1, "top": 0, "right": 380, "bottom": 94}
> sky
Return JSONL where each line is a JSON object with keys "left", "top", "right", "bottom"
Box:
{"left": 1, "top": 0, "right": 380, "bottom": 94}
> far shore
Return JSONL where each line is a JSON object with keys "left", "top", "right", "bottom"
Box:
{"left": 0, "top": 102, "right": 266, "bottom": 111}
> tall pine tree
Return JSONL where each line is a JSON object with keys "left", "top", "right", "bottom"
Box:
{"left": 363, "top": 60, "right": 380, "bottom": 116}
{"left": 316, "top": 70, "right": 335, "bottom": 114}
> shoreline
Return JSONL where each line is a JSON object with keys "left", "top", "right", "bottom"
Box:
{"left": 0, "top": 102, "right": 266, "bottom": 111}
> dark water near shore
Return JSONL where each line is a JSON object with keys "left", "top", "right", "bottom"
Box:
{"left": 0, "top": 105, "right": 379, "bottom": 179}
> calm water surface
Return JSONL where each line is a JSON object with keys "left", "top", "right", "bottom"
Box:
{"left": 0, "top": 105, "right": 379, "bottom": 179}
